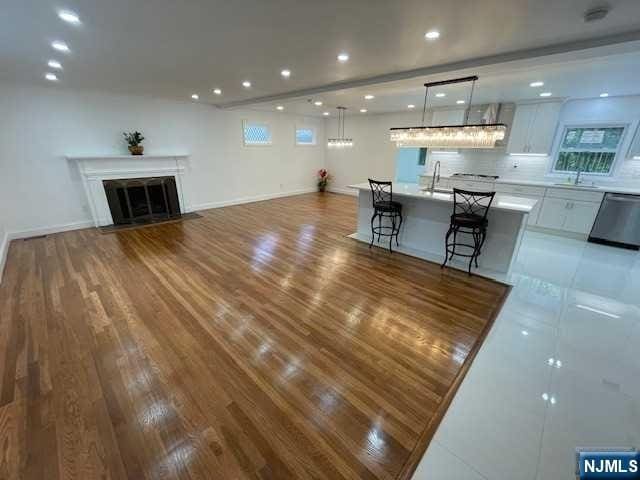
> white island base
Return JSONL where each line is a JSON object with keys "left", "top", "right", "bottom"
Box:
{"left": 349, "top": 183, "right": 538, "bottom": 283}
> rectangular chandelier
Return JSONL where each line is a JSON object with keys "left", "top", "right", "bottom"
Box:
{"left": 390, "top": 75, "right": 506, "bottom": 149}
{"left": 390, "top": 124, "right": 507, "bottom": 149}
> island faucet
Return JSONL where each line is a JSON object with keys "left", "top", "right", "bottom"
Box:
{"left": 430, "top": 160, "right": 441, "bottom": 192}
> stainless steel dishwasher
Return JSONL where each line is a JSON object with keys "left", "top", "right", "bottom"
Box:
{"left": 589, "top": 193, "right": 640, "bottom": 250}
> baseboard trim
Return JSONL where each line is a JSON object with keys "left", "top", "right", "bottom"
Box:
{"left": 328, "top": 187, "right": 357, "bottom": 196}
{"left": 0, "top": 188, "right": 319, "bottom": 280}
{"left": 0, "top": 231, "right": 9, "bottom": 284}
{"left": 186, "top": 187, "right": 317, "bottom": 212}
{"left": 526, "top": 224, "right": 588, "bottom": 241}
{"left": 8, "top": 220, "right": 95, "bottom": 241}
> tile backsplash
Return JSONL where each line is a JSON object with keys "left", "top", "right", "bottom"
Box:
{"left": 425, "top": 150, "right": 640, "bottom": 187}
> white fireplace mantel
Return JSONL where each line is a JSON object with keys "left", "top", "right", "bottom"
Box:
{"left": 67, "top": 154, "right": 190, "bottom": 227}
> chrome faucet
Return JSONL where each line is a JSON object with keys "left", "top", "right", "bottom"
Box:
{"left": 430, "top": 160, "right": 441, "bottom": 192}
{"left": 574, "top": 163, "right": 583, "bottom": 185}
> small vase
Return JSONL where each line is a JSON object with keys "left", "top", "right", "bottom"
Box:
{"left": 129, "top": 145, "right": 144, "bottom": 155}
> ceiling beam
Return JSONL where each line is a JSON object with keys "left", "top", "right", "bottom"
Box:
{"left": 215, "top": 30, "right": 640, "bottom": 109}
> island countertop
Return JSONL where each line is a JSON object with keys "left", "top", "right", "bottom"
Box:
{"left": 348, "top": 182, "right": 538, "bottom": 213}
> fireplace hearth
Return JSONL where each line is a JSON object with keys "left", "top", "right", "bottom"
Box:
{"left": 103, "top": 176, "right": 181, "bottom": 225}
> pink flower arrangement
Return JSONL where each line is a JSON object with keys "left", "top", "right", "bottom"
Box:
{"left": 317, "top": 169, "right": 331, "bottom": 192}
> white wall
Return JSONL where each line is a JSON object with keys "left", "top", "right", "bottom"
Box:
{"left": 0, "top": 82, "right": 325, "bottom": 237}
{"left": 326, "top": 97, "right": 640, "bottom": 189}
{"left": 0, "top": 220, "right": 7, "bottom": 284}
{"left": 325, "top": 111, "right": 432, "bottom": 193}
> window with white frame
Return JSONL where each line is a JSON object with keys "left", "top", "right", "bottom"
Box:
{"left": 295, "top": 126, "right": 316, "bottom": 146}
{"left": 243, "top": 121, "right": 272, "bottom": 146}
{"left": 552, "top": 125, "right": 626, "bottom": 175}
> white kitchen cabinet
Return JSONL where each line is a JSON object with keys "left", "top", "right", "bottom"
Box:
{"left": 536, "top": 197, "right": 601, "bottom": 234}
{"left": 507, "top": 102, "right": 562, "bottom": 155}
{"left": 562, "top": 201, "right": 601, "bottom": 234}
{"left": 537, "top": 198, "right": 569, "bottom": 230}
{"left": 627, "top": 123, "right": 640, "bottom": 159}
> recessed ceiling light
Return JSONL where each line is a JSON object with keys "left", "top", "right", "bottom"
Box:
{"left": 600, "top": 92, "right": 609, "bottom": 98}
{"left": 456, "top": 100, "right": 465, "bottom": 104}
{"left": 276, "top": 105, "right": 284, "bottom": 111}
{"left": 424, "top": 30, "right": 440, "bottom": 40}
{"left": 337, "top": 53, "right": 349, "bottom": 63}
{"left": 435, "top": 92, "right": 446, "bottom": 98}
{"left": 364, "top": 94, "right": 375, "bottom": 100}
{"left": 58, "top": 10, "right": 80, "bottom": 24}
{"left": 360, "top": 108, "right": 367, "bottom": 113}
{"left": 407, "top": 104, "right": 415, "bottom": 109}
{"left": 48, "top": 60, "right": 62, "bottom": 70}
{"left": 280, "top": 69, "right": 291, "bottom": 78}
{"left": 529, "top": 81, "right": 544, "bottom": 87}
{"left": 314, "top": 101, "right": 323, "bottom": 106}
{"left": 45, "top": 72, "right": 58, "bottom": 81}
{"left": 191, "top": 94, "right": 199, "bottom": 100}
{"left": 539, "top": 92, "right": 552, "bottom": 97}
{"left": 213, "top": 88, "right": 222, "bottom": 95}
{"left": 51, "top": 41, "right": 70, "bottom": 53}
{"left": 242, "top": 80, "right": 251, "bottom": 88}
{"left": 323, "top": 111, "right": 330, "bottom": 116}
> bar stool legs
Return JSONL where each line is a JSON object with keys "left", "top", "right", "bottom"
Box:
{"left": 369, "top": 211, "right": 403, "bottom": 253}
{"left": 441, "top": 225, "right": 487, "bottom": 275}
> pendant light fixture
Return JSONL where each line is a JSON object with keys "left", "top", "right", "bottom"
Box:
{"left": 390, "top": 75, "right": 506, "bottom": 149}
{"left": 327, "top": 106, "right": 353, "bottom": 148}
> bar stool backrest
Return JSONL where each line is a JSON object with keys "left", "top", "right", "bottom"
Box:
{"left": 368, "top": 179, "right": 393, "bottom": 207}
{"left": 452, "top": 188, "right": 496, "bottom": 221}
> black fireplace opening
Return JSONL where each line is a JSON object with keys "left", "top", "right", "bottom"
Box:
{"left": 103, "top": 176, "right": 181, "bottom": 225}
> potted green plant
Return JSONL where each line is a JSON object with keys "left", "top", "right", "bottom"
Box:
{"left": 123, "top": 131, "right": 145, "bottom": 155}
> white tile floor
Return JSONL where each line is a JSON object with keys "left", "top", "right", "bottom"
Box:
{"left": 413, "top": 230, "right": 640, "bottom": 480}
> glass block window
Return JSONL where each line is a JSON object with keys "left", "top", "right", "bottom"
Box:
{"left": 243, "top": 122, "right": 272, "bottom": 145}
{"left": 553, "top": 125, "right": 625, "bottom": 175}
{"left": 296, "top": 127, "right": 316, "bottom": 145}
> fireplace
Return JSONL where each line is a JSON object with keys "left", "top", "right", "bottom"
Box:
{"left": 103, "top": 176, "right": 181, "bottom": 225}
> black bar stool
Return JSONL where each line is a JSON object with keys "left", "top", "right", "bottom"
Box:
{"left": 441, "top": 188, "right": 495, "bottom": 275}
{"left": 368, "top": 179, "right": 403, "bottom": 253}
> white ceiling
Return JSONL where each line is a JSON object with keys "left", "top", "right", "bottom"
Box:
{"left": 3, "top": 0, "right": 640, "bottom": 107}
{"left": 246, "top": 45, "right": 640, "bottom": 116}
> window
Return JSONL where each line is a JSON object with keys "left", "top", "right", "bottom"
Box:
{"left": 295, "top": 126, "right": 316, "bottom": 146}
{"left": 553, "top": 125, "right": 626, "bottom": 175}
{"left": 243, "top": 121, "right": 272, "bottom": 146}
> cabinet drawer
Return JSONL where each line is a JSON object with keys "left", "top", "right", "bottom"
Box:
{"left": 494, "top": 183, "right": 546, "bottom": 196}
{"left": 545, "top": 187, "right": 604, "bottom": 203}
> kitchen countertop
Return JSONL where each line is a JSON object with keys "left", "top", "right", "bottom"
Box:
{"left": 418, "top": 174, "right": 640, "bottom": 195}
{"left": 348, "top": 182, "right": 537, "bottom": 213}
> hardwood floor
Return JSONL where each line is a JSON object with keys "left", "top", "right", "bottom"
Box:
{"left": 0, "top": 193, "right": 508, "bottom": 480}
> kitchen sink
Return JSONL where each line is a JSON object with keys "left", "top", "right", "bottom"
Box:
{"left": 421, "top": 187, "right": 453, "bottom": 194}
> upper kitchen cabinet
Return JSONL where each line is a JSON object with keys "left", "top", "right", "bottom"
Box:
{"left": 627, "top": 123, "right": 640, "bottom": 159}
{"left": 507, "top": 101, "right": 562, "bottom": 155}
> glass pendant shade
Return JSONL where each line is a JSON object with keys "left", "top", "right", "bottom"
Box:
{"left": 327, "top": 138, "right": 353, "bottom": 148}
{"left": 327, "top": 106, "right": 353, "bottom": 148}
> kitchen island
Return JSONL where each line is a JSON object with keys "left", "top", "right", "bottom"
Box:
{"left": 348, "top": 182, "right": 538, "bottom": 281}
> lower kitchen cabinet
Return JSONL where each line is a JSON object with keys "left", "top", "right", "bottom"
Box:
{"left": 536, "top": 197, "right": 601, "bottom": 234}
{"left": 562, "top": 200, "right": 601, "bottom": 234}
